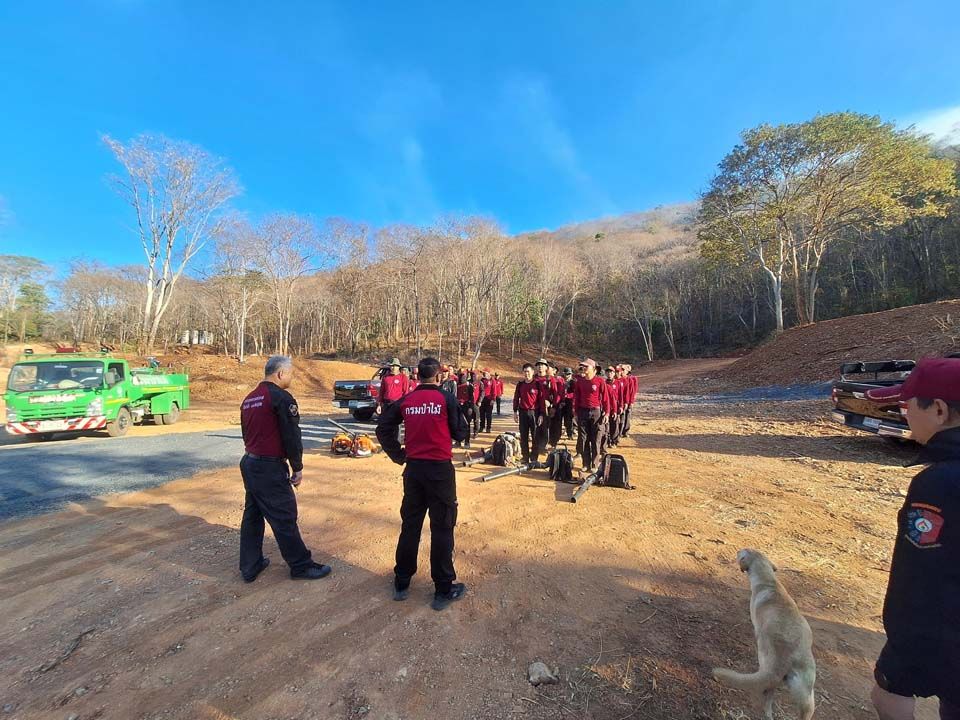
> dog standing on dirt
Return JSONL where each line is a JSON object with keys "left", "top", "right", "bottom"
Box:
{"left": 713, "top": 548, "right": 816, "bottom": 720}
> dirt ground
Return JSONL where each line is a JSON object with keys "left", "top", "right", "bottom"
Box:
{"left": 716, "top": 299, "right": 960, "bottom": 388}
{"left": 0, "top": 360, "right": 942, "bottom": 720}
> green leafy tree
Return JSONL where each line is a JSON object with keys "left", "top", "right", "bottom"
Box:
{"left": 700, "top": 112, "right": 958, "bottom": 330}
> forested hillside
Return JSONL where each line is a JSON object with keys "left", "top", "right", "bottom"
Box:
{"left": 2, "top": 114, "right": 958, "bottom": 366}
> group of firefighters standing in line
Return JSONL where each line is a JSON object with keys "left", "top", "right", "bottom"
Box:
{"left": 376, "top": 355, "right": 637, "bottom": 473}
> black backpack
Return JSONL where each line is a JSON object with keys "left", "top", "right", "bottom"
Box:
{"left": 548, "top": 445, "right": 575, "bottom": 483}
{"left": 491, "top": 435, "right": 509, "bottom": 466}
{"left": 599, "top": 453, "right": 632, "bottom": 489}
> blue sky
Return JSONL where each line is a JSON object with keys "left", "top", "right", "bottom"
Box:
{"left": 1, "top": 1, "right": 959, "bottom": 270}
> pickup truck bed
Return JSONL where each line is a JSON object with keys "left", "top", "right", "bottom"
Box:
{"left": 332, "top": 368, "right": 388, "bottom": 421}
{"left": 830, "top": 360, "right": 912, "bottom": 440}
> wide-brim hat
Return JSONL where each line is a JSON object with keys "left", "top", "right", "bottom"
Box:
{"left": 535, "top": 358, "right": 549, "bottom": 366}
{"left": 389, "top": 357, "right": 401, "bottom": 366}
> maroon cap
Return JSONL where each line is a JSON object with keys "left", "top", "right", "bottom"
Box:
{"left": 579, "top": 358, "right": 597, "bottom": 369}
{"left": 898, "top": 358, "right": 960, "bottom": 403}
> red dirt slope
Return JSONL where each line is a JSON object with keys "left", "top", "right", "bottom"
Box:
{"left": 717, "top": 299, "right": 960, "bottom": 388}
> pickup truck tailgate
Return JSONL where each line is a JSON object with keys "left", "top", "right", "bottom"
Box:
{"left": 334, "top": 381, "right": 377, "bottom": 401}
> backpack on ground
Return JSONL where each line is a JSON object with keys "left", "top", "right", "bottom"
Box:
{"left": 547, "top": 445, "right": 575, "bottom": 483}
{"left": 490, "top": 432, "right": 520, "bottom": 466}
{"left": 491, "top": 434, "right": 509, "bottom": 466}
{"left": 599, "top": 453, "right": 632, "bottom": 489}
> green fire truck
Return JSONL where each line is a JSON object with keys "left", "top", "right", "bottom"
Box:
{"left": 4, "top": 351, "right": 190, "bottom": 440}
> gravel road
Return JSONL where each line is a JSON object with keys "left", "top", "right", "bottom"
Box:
{"left": 0, "top": 415, "right": 375, "bottom": 521}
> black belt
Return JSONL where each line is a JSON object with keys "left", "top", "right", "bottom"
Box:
{"left": 244, "top": 453, "right": 287, "bottom": 463}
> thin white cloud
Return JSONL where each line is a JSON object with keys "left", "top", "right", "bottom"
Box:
{"left": 500, "top": 74, "right": 616, "bottom": 214}
{"left": 353, "top": 71, "right": 442, "bottom": 222}
{"left": 903, "top": 104, "right": 960, "bottom": 144}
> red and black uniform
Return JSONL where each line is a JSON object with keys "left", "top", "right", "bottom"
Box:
{"left": 572, "top": 375, "right": 610, "bottom": 471}
{"left": 378, "top": 372, "right": 410, "bottom": 413}
{"left": 513, "top": 378, "right": 545, "bottom": 464}
{"left": 478, "top": 377, "right": 495, "bottom": 433}
{"left": 493, "top": 377, "right": 505, "bottom": 415}
{"left": 239, "top": 381, "right": 314, "bottom": 578}
{"left": 562, "top": 377, "right": 576, "bottom": 440}
{"left": 376, "top": 384, "right": 470, "bottom": 596}
{"left": 456, "top": 377, "right": 481, "bottom": 440}
{"left": 533, "top": 374, "right": 555, "bottom": 455}
{"left": 601, "top": 377, "right": 622, "bottom": 451}
{"left": 547, "top": 375, "right": 567, "bottom": 448}
{"left": 874, "top": 427, "right": 960, "bottom": 708}
{"left": 622, "top": 373, "right": 637, "bottom": 437}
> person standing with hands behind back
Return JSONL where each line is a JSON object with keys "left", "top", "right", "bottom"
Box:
{"left": 376, "top": 357, "right": 470, "bottom": 611}
{"left": 868, "top": 358, "right": 960, "bottom": 720}
{"left": 239, "top": 355, "right": 332, "bottom": 582}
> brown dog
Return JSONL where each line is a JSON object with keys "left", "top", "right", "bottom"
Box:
{"left": 713, "top": 549, "right": 816, "bottom": 720}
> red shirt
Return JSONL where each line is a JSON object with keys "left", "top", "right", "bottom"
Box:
{"left": 534, "top": 375, "right": 557, "bottom": 407}
{"left": 375, "top": 385, "right": 469, "bottom": 462}
{"left": 240, "top": 381, "right": 303, "bottom": 471}
{"left": 629, "top": 375, "right": 638, "bottom": 403}
{"left": 493, "top": 379, "right": 504, "bottom": 397}
{"left": 479, "top": 377, "right": 495, "bottom": 400}
{"left": 550, "top": 376, "right": 565, "bottom": 404}
{"left": 379, "top": 373, "right": 410, "bottom": 403}
{"left": 457, "top": 381, "right": 480, "bottom": 404}
{"left": 513, "top": 379, "right": 545, "bottom": 412}
{"left": 573, "top": 375, "right": 610, "bottom": 413}
{"left": 606, "top": 379, "right": 621, "bottom": 414}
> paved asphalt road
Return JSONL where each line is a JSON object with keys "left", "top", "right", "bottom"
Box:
{"left": 0, "top": 415, "right": 377, "bottom": 521}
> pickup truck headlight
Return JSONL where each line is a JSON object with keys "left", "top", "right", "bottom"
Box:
{"left": 6, "top": 408, "right": 16, "bottom": 422}
{"left": 86, "top": 398, "right": 103, "bottom": 417}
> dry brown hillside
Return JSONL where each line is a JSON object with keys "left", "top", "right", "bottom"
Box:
{"left": 715, "top": 299, "right": 960, "bottom": 388}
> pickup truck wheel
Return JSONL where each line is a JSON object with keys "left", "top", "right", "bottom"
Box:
{"left": 107, "top": 407, "right": 132, "bottom": 437}
{"left": 160, "top": 403, "right": 181, "bottom": 425}
{"left": 352, "top": 408, "right": 374, "bottom": 422}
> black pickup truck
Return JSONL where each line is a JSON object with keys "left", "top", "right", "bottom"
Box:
{"left": 332, "top": 367, "right": 390, "bottom": 421}
{"left": 830, "top": 360, "right": 914, "bottom": 440}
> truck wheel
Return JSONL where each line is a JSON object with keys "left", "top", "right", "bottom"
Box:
{"left": 353, "top": 409, "right": 374, "bottom": 422}
{"left": 107, "top": 407, "right": 132, "bottom": 437}
{"left": 160, "top": 403, "right": 181, "bottom": 425}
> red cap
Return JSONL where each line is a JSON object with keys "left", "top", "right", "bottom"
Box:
{"left": 866, "top": 384, "right": 903, "bottom": 402}
{"left": 898, "top": 358, "right": 960, "bottom": 403}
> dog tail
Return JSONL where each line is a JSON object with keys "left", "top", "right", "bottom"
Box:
{"left": 712, "top": 667, "right": 778, "bottom": 691}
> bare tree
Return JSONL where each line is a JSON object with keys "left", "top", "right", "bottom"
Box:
{"left": 104, "top": 133, "right": 240, "bottom": 351}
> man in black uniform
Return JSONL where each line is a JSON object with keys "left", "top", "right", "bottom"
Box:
{"left": 239, "top": 355, "right": 332, "bottom": 582}
{"left": 377, "top": 357, "right": 470, "bottom": 611}
{"left": 868, "top": 358, "right": 960, "bottom": 720}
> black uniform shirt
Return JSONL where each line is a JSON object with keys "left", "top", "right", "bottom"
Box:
{"left": 240, "top": 381, "right": 304, "bottom": 471}
{"left": 883, "top": 426, "right": 960, "bottom": 664}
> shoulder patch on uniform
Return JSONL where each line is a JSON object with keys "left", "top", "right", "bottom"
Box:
{"left": 289, "top": 403, "right": 299, "bottom": 417}
{"left": 905, "top": 503, "right": 944, "bottom": 548}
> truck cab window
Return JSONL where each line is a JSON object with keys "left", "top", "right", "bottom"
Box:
{"left": 107, "top": 363, "right": 125, "bottom": 386}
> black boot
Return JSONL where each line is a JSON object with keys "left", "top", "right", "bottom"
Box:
{"left": 431, "top": 583, "right": 467, "bottom": 611}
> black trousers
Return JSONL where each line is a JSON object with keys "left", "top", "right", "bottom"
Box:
{"left": 517, "top": 409, "right": 541, "bottom": 463}
{"left": 548, "top": 406, "right": 564, "bottom": 447}
{"left": 239, "top": 456, "right": 313, "bottom": 576}
{"left": 479, "top": 399, "right": 493, "bottom": 432}
{"left": 622, "top": 405, "right": 632, "bottom": 436}
{"left": 562, "top": 401, "right": 575, "bottom": 439}
{"left": 394, "top": 460, "right": 457, "bottom": 594}
{"left": 495, "top": 397, "right": 502, "bottom": 415}
{"left": 459, "top": 402, "right": 478, "bottom": 436}
{"left": 609, "top": 412, "right": 621, "bottom": 446}
{"left": 577, "top": 408, "right": 602, "bottom": 470}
